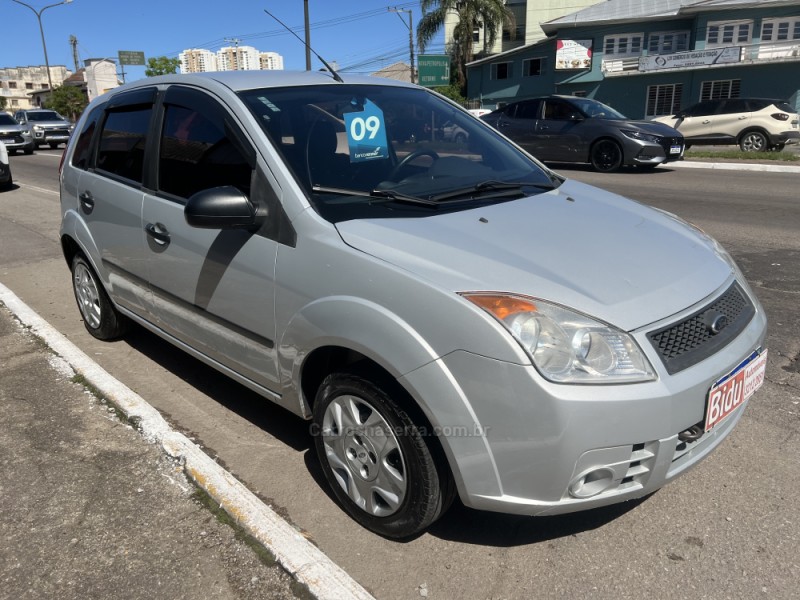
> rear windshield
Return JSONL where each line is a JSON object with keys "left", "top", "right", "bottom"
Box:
{"left": 774, "top": 101, "right": 796, "bottom": 113}
{"left": 238, "top": 84, "right": 557, "bottom": 222}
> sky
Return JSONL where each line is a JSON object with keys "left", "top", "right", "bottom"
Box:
{"left": 1, "top": 0, "right": 446, "bottom": 82}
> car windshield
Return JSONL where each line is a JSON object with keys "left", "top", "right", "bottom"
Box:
{"left": 569, "top": 98, "right": 627, "bottom": 120}
{"left": 0, "top": 114, "right": 17, "bottom": 125}
{"left": 27, "top": 111, "right": 63, "bottom": 121}
{"left": 238, "top": 84, "right": 558, "bottom": 222}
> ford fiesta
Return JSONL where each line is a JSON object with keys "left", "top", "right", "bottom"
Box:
{"left": 59, "top": 71, "right": 767, "bottom": 539}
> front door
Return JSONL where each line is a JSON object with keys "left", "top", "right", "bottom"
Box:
{"left": 142, "top": 86, "right": 282, "bottom": 392}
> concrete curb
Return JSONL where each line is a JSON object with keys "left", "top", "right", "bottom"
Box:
{"left": 0, "top": 282, "right": 376, "bottom": 600}
{"left": 669, "top": 160, "right": 800, "bottom": 173}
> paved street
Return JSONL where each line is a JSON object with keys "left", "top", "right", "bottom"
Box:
{"left": 1, "top": 149, "right": 799, "bottom": 599}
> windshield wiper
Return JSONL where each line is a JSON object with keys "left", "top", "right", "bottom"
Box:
{"left": 311, "top": 184, "right": 439, "bottom": 207}
{"left": 429, "top": 180, "right": 555, "bottom": 203}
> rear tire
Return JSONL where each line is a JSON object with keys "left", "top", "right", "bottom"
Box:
{"left": 590, "top": 139, "right": 623, "bottom": 172}
{"left": 71, "top": 253, "right": 129, "bottom": 340}
{"left": 312, "top": 371, "right": 454, "bottom": 539}
{"left": 739, "top": 130, "right": 768, "bottom": 152}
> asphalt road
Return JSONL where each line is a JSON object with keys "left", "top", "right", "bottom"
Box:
{"left": 2, "top": 150, "right": 799, "bottom": 600}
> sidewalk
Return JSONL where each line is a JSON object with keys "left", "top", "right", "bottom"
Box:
{"left": 0, "top": 304, "right": 303, "bottom": 600}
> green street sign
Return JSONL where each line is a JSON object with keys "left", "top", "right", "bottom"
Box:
{"left": 417, "top": 54, "right": 450, "bottom": 88}
{"left": 118, "top": 51, "right": 146, "bottom": 66}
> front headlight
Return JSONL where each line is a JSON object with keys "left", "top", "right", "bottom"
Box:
{"left": 621, "top": 129, "right": 662, "bottom": 144}
{"left": 463, "top": 293, "right": 656, "bottom": 384}
{"left": 33, "top": 125, "right": 44, "bottom": 132}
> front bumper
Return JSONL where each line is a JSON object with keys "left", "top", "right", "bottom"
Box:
{"left": 402, "top": 278, "right": 766, "bottom": 516}
{"left": 0, "top": 132, "right": 32, "bottom": 151}
{"left": 623, "top": 136, "right": 684, "bottom": 167}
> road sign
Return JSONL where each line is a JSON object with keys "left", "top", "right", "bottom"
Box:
{"left": 417, "top": 54, "right": 450, "bottom": 88}
{"left": 118, "top": 51, "right": 146, "bottom": 66}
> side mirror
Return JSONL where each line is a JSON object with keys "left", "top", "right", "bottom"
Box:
{"left": 184, "top": 186, "right": 260, "bottom": 229}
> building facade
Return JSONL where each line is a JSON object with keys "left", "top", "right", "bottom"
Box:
{"left": 466, "top": 0, "right": 800, "bottom": 118}
{"left": 217, "top": 45, "right": 262, "bottom": 71}
{"left": 259, "top": 52, "right": 284, "bottom": 70}
{"left": 179, "top": 49, "right": 218, "bottom": 73}
{"left": 0, "top": 65, "right": 70, "bottom": 111}
{"left": 84, "top": 59, "right": 119, "bottom": 101}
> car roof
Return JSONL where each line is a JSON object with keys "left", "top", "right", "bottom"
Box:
{"left": 98, "top": 70, "right": 416, "bottom": 101}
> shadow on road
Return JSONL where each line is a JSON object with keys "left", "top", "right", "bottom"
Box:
{"left": 122, "top": 325, "right": 311, "bottom": 453}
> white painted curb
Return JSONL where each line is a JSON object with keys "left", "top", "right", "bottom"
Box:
{"left": 669, "top": 160, "right": 800, "bottom": 173}
{"left": 0, "top": 282, "right": 375, "bottom": 600}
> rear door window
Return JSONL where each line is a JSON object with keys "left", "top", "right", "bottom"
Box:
{"left": 96, "top": 107, "right": 153, "bottom": 183}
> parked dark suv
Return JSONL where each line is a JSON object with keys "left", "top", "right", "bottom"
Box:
{"left": 481, "top": 95, "right": 684, "bottom": 172}
{"left": 653, "top": 98, "right": 799, "bottom": 152}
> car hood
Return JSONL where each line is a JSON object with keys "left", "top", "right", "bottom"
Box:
{"left": 611, "top": 119, "right": 682, "bottom": 137}
{"left": 0, "top": 124, "right": 25, "bottom": 133}
{"left": 29, "top": 120, "right": 70, "bottom": 127}
{"left": 335, "top": 179, "right": 732, "bottom": 332}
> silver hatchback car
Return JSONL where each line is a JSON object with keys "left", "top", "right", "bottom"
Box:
{"left": 59, "top": 71, "right": 767, "bottom": 539}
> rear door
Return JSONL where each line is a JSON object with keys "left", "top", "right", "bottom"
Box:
{"left": 707, "top": 99, "right": 751, "bottom": 142}
{"left": 141, "top": 85, "right": 285, "bottom": 393}
{"left": 536, "top": 98, "right": 586, "bottom": 161}
{"left": 491, "top": 100, "right": 542, "bottom": 154}
{"left": 74, "top": 88, "right": 157, "bottom": 316}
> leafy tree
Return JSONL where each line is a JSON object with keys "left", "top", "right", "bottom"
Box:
{"left": 418, "top": 0, "right": 515, "bottom": 93}
{"left": 145, "top": 56, "right": 180, "bottom": 77}
{"left": 45, "top": 85, "right": 87, "bottom": 122}
{"left": 0, "top": 96, "right": 7, "bottom": 111}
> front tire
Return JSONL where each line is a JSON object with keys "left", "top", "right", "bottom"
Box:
{"left": 739, "top": 130, "right": 768, "bottom": 152}
{"left": 313, "top": 371, "right": 453, "bottom": 539}
{"left": 590, "top": 139, "right": 623, "bottom": 172}
{"left": 71, "top": 253, "right": 129, "bottom": 340}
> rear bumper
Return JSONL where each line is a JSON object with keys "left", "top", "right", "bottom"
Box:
{"left": 769, "top": 130, "right": 800, "bottom": 145}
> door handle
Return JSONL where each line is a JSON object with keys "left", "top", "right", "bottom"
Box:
{"left": 702, "top": 119, "right": 711, "bottom": 124}
{"left": 78, "top": 191, "right": 94, "bottom": 213}
{"left": 145, "top": 222, "right": 171, "bottom": 245}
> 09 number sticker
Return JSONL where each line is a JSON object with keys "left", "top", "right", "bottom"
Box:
{"left": 344, "top": 100, "right": 389, "bottom": 163}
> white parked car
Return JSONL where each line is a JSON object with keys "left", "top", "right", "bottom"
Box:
{"left": 0, "top": 141, "right": 12, "bottom": 189}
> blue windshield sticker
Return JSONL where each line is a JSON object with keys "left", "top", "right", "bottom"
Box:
{"left": 344, "top": 100, "right": 389, "bottom": 163}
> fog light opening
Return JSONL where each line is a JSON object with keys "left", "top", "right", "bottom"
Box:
{"left": 568, "top": 467, "right": 616, "bottom": 499}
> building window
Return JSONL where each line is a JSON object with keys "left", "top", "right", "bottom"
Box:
{"left": 490, "top": 62, "right": 512, "bottom": 80}
{"left": 25, "top": 82, "right": 34, "bottom": 90}
{"left": 8, "top": 82, "right": 17, "bottom": 89}
{"left": 707, "top": 20, "right": 752, "bottom": 47}
{"left": 646, "top": 83, "right": 683, "bottom": 117}
{"left": 761, "top": 16, "right": 800, "bottom": 42}
{"left": 473, "top": 23, "right": 482, "bottom": 43}
{"left": 700, "top": 79, "right": 741, "bottom": 100}
{"left": 522, "top": 58, "right": 544, "bottom": 77}
{"left": 603, "top": 33, "right": 644, "bottom": 57}
{"left": 648, "top": 31, "right": 690, "bottom": 54}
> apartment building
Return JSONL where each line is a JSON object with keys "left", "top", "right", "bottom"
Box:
{"left": 260, "top": 52, "right": 284, "bottom": 70}
{"left": 0, "top": 65, "right": 70, "bottom": 110}
{"left": 179, "top": 49, "right": 218, "bottom": 74}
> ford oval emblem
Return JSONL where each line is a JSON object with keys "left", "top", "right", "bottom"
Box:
{"left": 709, "top": 313, "right": 728, "bottom": 334}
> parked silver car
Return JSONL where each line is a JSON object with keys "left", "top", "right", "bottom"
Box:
{"left": 59, "top": 71, "right": 767, "bottom": 539}
{"left": 482, "top": 95, "right": 685, "bottom": 172}
{"left": 0, "top": 111, "right": 34, "bottom": 154}
{"left": 14, "top": 108, "right": 73, "bottom": 149}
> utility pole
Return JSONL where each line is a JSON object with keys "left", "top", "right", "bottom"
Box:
{"left": 224, "top": 37, "right": 241, "bottom": 70}
{"left": 69, "top": 35, "right": 79, "bottom": 72}
{"left": 388, "top": 7, "right": 415, "bottom": 84}
{"left": 304, "top": 0, "right": 311, "bottom": 71}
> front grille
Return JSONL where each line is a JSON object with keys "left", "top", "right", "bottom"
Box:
{"left": 648, "top": 282, "right": 754, "bottom": 374}
{"left": 44, "top": 128, "right": 70, "bottom": 136}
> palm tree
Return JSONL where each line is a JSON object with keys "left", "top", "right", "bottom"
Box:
{"left": 417, "top": 0, "right": 516, "bottom": 91}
